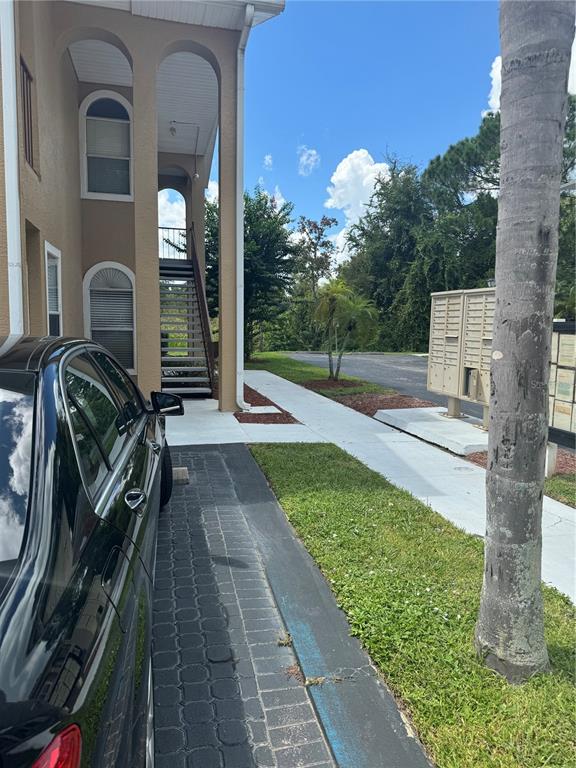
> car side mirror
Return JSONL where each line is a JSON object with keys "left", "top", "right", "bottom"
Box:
{"left": 150, "top": 391, "right": 184, "bottom": 416}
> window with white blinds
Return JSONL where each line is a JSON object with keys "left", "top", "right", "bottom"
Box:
{"left": 82, "top": 95, "right": 132, "bottom": 198}
{"left": 45, "top": 248, "right": 62, "bottom": 336}
{"left": 88, "top": 266, "right": 135, "bottom": 370}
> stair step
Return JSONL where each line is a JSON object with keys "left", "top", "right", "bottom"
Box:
{"left": 162, "top": 387, "right": 212, "bottom": 395}
{"left": 162, "top": 356, "right": 206, "bottom": 362}
{"left": 161, "top": 366, "right": 208, "bottom": 372}
{"left": 161, "top": 346, "right": 206, "bottom": 352}
{"left": 160, "top": 312, "right": 200, "bottom": 319}
{"left": 162, "top": 376, "right": 210, "bottom": 383}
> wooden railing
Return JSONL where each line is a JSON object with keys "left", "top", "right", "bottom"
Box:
{"left": 188, "top": 224, "right": 216, "bottom": 391}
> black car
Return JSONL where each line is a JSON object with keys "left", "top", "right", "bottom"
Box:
{"left": 0, "top": 336, "right": 183, "bottom": 768}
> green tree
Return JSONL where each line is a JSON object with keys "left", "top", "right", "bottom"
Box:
{"left": 314, "top": 279, "right": 378, "bottom": 379}
{"left": 422, "top": 112, "right": 500, "bottom": 210}
{"left": 341, "top": 161, "right": 433, "bottom": 349}
{"left": 205, "top": 188, "right": 298, "bottom": 359}
{"left": 294, "top": 215, "right": 338, "bottom": 298}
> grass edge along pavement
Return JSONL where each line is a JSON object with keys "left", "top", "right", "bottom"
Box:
{"left": 544, "top": 472, "right": 576, "bottom": 508}
{"left": 250, "top": 443, "right": 576, "bottom": 768}
{"left": 247, "top": 352, "right": 576, "bottom": 508}
{"left": 245, "top": 351, "right": 395, "bottom": 398}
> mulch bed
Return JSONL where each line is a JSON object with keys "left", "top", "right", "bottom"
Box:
{"left": 467, "top": 448, "right": 576, "bottom": 475}
{"left": 234, "top": 385, "right": 299, "bottom": 425}
{"left": 301, "top": 379, "right": 360, "bottom": 392}
{"left": 333, "top": 393, "right": 437, "bottom": 418}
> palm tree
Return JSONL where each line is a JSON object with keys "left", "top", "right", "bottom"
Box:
{"left": 474, "top": 0, "right": 574, "bottom": 683}
{"left": 315, "top": 280, "right": 377, "bottom": 380}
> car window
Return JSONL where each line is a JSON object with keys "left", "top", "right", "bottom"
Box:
{"left": 65, "top": 355, "right": 127, "bottom": 490}
{"left": 91, "top": 351, "right": 143, "bottom": 430}
{"left": 66, "top": 397, "right": 110, "bottom": 497}
{"left": 0, "top": 371, "right": 35, "bottom": 569}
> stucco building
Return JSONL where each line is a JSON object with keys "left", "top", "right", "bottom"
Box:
{"left": 0, "top": 0, "right": 283, "bottom": 410}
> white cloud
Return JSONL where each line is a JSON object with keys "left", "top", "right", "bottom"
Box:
{"left": 297, "top": 145, "right": 321, "bottom": 177}
{"left": 7, "top": 400, "right": 33, "bottom": 497}
{"left": 259, "top": 180, "right": 286, "bottom": 210}
{"left": 272, "top": 185, "right": 286, "bottom": 208}
{"left": 0, "top": 496, "right": 24, "bottom": 561}
{"left": 263, "top": 154, "right": 273, "bottom": 171}
{"left": 158, "top": 189, "right": 186, "bottom": 228}
{"left": 206, "top": 179, "right": 219, "bottom": 203}
{"left": 487, "top": 55, "right": 502, "bottom": 113}
{"left": 324, "top": 148, "right": 390, "bottom": 264}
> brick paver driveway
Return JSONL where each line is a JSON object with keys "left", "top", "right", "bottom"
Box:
{"left": 152, "top": 446, "right": 335, "bottom": 768}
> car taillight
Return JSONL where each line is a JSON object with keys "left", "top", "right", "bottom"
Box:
{"left": 31, "top": 725, "right": 82, "bottom": 768}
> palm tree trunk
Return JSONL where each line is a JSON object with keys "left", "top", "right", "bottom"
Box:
{"left": 327, "top": 324, "right": 334, "bottom": 379}
{"left": 335, "top": 333, "right": 350, "bottom": 381}
{"left": 474, "top": 0, "right": 574, "bottom": 683}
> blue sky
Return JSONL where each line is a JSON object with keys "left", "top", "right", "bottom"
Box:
{"left": 160, "top": 2, "right": 504, "bottom": 255}
{"left": 159, "top": 1, "right": 574, "bottom": 259}
{"left": 242, "top": 0, "right": 500, "bottom": 250}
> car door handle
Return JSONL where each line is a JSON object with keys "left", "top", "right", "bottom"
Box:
{"left": 148, "top": 440, "right": 162, "bottom": 456}
{"left": 125, "top": 489, "right": 147, "bottom": 511}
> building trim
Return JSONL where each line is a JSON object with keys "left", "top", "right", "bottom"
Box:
{"left": 44, "top": 241, "right": 63, "bottom": 336}
{"left": 235, "top": 3, "right": 254, "bottom": 409}
{"left": 0, "top": 0, "right": 24, "bottom": 335}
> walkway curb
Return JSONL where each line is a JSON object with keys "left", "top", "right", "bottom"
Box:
{"left": 219, "top": 443, "right": 432, "bottom": 768}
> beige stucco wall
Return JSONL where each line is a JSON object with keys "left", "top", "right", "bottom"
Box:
{"left": 82, "top": 201, "right": 136, "bottom": 274}
{"left": 5, "top": 0, "right": 244, "bottom": 407}
{"left": 17, "top": 0, "right": 84, "bottom": 337}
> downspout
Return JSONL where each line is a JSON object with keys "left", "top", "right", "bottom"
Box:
{"left": 0, "top": 0, "right": 24, "bottom": 341}
{"left": 235, "top": 3, "right": 254, "bottom": 409}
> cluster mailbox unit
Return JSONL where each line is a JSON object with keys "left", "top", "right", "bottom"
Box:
{"left": 428, "top": 288, "right": 495, "bottom": 423}
{"left": 427, "top": 288, "right": 576, "bottom": 441}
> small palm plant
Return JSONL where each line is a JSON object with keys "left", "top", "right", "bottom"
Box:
{"left": 314, "top": 279, "right": 378, "bottom": 380}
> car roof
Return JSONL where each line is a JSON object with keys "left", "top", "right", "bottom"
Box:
{"left": 0, "top": 336, "right": 89, "bottom": 372}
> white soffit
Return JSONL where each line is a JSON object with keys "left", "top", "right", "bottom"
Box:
{"left": 67, "top": 1, "right": 284, "bottom": 29}
{"left": 157, "top": 52, "right": 218, "bottom": 155}
{"left": 69, "top": 40, "right": 132, "bottom": 86}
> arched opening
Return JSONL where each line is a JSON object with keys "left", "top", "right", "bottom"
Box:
{"left": 158, "top": 186, "right": 187, "bottom": 260}
{"left": 63, "top": 36, "right": 133, "bottom": 200}
{"left": 156, "top": 51, "right": 219, "bottom": 397}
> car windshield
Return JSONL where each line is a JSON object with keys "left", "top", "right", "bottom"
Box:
{"left": 0, "top": 371, "right": 35, "bottom": 568}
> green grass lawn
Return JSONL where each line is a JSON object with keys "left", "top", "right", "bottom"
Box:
{"left": 246, "top": 351, "right": 394, "bottom": 397}
{"left": 545, "top": 473, "right": 576, "bottom": 508}
{"left": 251, "top": 443, "right": 576, "bottom": 768}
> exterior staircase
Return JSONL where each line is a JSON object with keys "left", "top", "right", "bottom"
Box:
{"left": 159, "top": 227, "right": 215, "bottom": 397}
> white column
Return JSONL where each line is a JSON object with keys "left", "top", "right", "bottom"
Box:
{"left": 0, "top": 0, "right": 23, "bottom": 336}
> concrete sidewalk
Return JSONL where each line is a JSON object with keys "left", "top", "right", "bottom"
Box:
{"left": 167, "top": 371, "right": 574, "bottom": 601}
{"left": 167, "top": 398, "right": 326, "bottom": 446}
{"left": 245, "top": 371, "right": 575, "bottom": 601}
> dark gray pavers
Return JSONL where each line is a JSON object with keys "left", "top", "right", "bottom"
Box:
{"left": 153, "top": 447, "right": 335, "bottom": 767}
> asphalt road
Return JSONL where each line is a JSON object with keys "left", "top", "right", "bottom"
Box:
{"left": 290, "top": 351, "right": 484, "bottom": 419}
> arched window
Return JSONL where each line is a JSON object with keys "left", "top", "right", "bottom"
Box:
{"left": 84, "top": 263, "right": 135, "bottom": 372}
{"left": 80, "top": 91, "right": 133, "bottom": 200}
